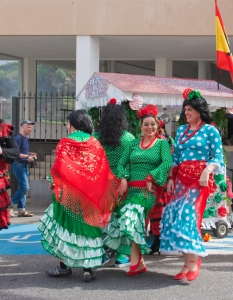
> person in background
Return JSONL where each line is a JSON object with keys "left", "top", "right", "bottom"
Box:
{"left": 94, "top": 98, "right": 135, "bottom": 268}
{"left": 160, "top": 88, "right": 224, "bottom": 282}
{"left": 226, "top": 107, "right": 233, "bottom": 145}
{"left": 39, "top": 110, "right": 119, "bottom": 283}
{"left": 104, "top": 104, "right": 172, "bottom": 276}
{"left": 147, "top": 119, "right": 175, "bottom": 254}
{"left": 8, "top": 120, "right": 36, "bottom": 217}
{"left": 0, "top": 119, "right": 20, "bottom": 230}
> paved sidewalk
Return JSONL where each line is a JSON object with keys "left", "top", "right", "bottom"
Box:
{"left": 9, "top": 203, "right": 49, "bottom": 225}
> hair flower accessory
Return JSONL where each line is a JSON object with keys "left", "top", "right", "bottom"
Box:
{"left": 159, "top": 119, "right": 164, "bottom": 128}
{"left": 183, "top": 88, "right": 202, "bottom": 100}
{"left": 138, "top": 104, "right": 158, "bottom": 118}
{"left": 108, "top": 98, "right": 121, "bottom": 105}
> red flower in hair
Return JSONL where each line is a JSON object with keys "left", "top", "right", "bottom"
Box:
{"left": 159, "top": 120, "right": 164, "bottom": 128}
{"left": 108, "top": 98, "right": 117, "bottom": 105}
{"left": 218, "top": 206, "right": 227, "bottom": 217}
{"left": 138, "top": 105, "right": 158, "bottom": 118}
{"left": 183, "top": 88, "right": 193, "bottom": 100}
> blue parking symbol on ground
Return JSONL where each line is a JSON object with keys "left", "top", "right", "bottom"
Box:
{"left": 0, "top": 224, "right": 48, "bottom": 255}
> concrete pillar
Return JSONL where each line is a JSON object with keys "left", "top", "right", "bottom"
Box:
{"left": 110, "top": 60, "right": 116, "bottom": 73}
{"left": 22, "top": 58, "right": 37, "bottom": 121}
{"left": 155, "top": 58, "right": 173, "bottom": 77}
{"left": 76, "top": 36, "right": 100, "bottom": 97}
{"left": 198, "top": 61, "right": 207, "bottom": 79}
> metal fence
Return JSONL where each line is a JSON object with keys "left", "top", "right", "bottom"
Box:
{"left": 10, "top": 91, "right": 76, "bottom": 196}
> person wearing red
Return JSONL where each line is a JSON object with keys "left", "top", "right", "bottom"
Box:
{"left": 147, "top": 119, "right": 175, "bottom": 253}
{"left": 0, "top": 120, "right": 20, "bottom": 230}
{"left": 39, "top": 110, "right": 119, "bottom": 283}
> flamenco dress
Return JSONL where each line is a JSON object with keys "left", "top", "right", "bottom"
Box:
{"left": 104, "top": 138, "right": 172, "bottom": 255}
{"left": 160, "top": 124, "right": 225, "bottom": 256}
{"left": 0, "top": 123, "right": 15, "bottom": 230}
{"left": 39, "top": 131, "right": 119, "bottom": 268}
{"left": 94, "top": 130, "right": 135, "bottom": 262}
{"left": 148, "top": 135, "right": 175, "bottom": 241}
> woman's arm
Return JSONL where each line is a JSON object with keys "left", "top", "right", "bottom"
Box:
{"left": 148, "top": 140, "right": 173, "bottom": 187}
{"left": 117, "top": 140, "right": 133, "bottom": 196}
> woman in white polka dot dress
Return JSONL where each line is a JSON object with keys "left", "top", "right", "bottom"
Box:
{"left": 160, "top": 88, "right": 225, "bottom": 282}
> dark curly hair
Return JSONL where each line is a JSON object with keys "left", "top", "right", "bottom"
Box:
{"left": 182, "top": 97, "right": 213, "bottom": 124}
{"left": 98, "top": 103, "right": 127, "bottom": 147}
{"left": 67, "top": 110, "right": 93, "bottom": 134}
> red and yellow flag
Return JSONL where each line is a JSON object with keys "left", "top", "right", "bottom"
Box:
{"left": 215, "top": 0, "right": 233, "bottom": 81}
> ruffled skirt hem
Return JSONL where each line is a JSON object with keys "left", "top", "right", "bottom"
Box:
{"left": 104, "top": 199, "right": 151, "bottom": 255}
{"left": 39, "top": 204, "right": 105, "bottom": 268}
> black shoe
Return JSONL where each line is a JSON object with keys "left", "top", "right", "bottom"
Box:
{"left": 83, "top": 268, "right": 94, "bottom": 283}
{"left": 45, "top": 266, "right": 72, "bottom": 277}
{"left": 150, "top": 235, "right": 161, "bottom": 255}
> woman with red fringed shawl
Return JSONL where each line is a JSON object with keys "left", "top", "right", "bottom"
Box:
{"left": 39, "top": 110, "right": 120, "bottom": 283}
{"left": 160, "top": 89, "right": 225, "bottom": 282}
{"left": 0, "top": 119, "right": 20, "bottom": 230}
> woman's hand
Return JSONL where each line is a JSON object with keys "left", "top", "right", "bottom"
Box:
{"left": 118, "top": 178, "right": 128, "bottom": 196}
{"left": 146, "top": 181, "right": 155, "bottom": 193}
{"left": 167, "top": 179, "right": 174, "bottom": 194}
{"left": 199, "top": 168, "right": 210, "bottom": 187}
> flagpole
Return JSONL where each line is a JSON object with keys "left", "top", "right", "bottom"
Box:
{"left": 217, "top": 67, "right": 220, "bottom": 90}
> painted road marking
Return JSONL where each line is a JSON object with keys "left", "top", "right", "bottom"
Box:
{"left": 0, "top": 224, "right": 47, "bottom": 255}
{"left": 1, "top": 224, "right": 233, "bottom": 255}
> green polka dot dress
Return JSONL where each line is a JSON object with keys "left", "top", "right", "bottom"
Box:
{"left": 104, "top": 138, "right": 173, "bottom": 255}
{"left": 39, "top": 131, "right": 108, "bottom": 269}
{"left": 94, "top": 130, "right": 135, "bottom": 176}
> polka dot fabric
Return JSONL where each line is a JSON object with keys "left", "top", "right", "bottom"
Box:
{"left": 160, "top": 123, "right": 224, "bottom": 257}
{"left": 160, "top": 181, "right": 207, "bottom": 256}
{"left": 94, "top": 131, "right": 135, "bottom": 176}
{"left": 104, "top": 138, "right": 173, "bottom": 255}
{"left": 173, "top": 124, "right": 224, "bottom": 173}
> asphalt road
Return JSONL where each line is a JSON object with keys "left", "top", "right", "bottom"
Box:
{"left": 1, "top": 252, "right": 233, "bottom": 300}
{"left": 0, "top": 206, "right": 233, "bottom": 300}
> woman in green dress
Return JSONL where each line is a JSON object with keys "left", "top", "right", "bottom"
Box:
{"left": 94, "top": 98, "right": 135, "bottom": 267}
{"left": 39, "top": 110, "right": 119, "bottom": 283}
{"left": 104, "top": 104, "right": 173, "bottom": 276}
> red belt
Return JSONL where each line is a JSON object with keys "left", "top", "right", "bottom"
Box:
{"left": 128, "top": 180, "right": 147, "bottom": 188}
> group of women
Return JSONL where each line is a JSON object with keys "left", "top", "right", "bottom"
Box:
{"left": 39, "top": 88, "right": 224, "bottom": 283}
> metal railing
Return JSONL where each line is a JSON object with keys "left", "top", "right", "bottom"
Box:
{"left": 10, "top": 91, "right": 75, "bottom": 195}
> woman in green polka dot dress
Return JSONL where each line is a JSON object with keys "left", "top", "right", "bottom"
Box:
{"left": 160, "top": 89, "right": 225, "bottom": 282}
{"left": 94, "top": 98, "right": 135, "bottom": 268}
{"left": 104, "top": 104, "right": 172, "bottom": 276}
{"left": 39, "top": 110, "right": 119, "bottom": 283}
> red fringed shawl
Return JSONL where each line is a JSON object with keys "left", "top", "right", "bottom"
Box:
{"left": 51, "top": 136, "right": 120, "bottom": 228}
{"left": 173, "top": 160, "right": 217, "bottom": 231}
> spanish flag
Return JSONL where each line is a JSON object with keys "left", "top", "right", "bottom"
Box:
{"left": 215, "top": 0, "right": 233, "bottom": 81}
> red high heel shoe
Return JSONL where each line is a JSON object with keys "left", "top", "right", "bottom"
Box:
{"left": 186, "top": 260, "right": 200, "bottom": 281}
{"left": 174, "top": 265, "right": 189, "bottom": 280}
{"left": 126, "top": 252, "right": 147, "bottom": 276}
